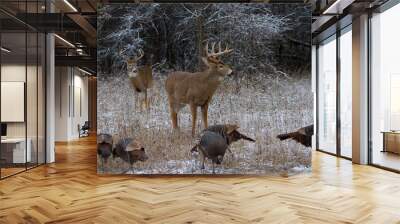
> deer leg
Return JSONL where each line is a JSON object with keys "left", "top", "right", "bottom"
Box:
{"left": 134, "top": 93, "right": 138, "bottom": 111}
{"left": 212, "top": 161, "right": 215, "bottom": 174}
{"left": 136, "top": 93, "right": 142, "bottom": 111}
{"left": 144, "top": 89, "right": 149, "bottom": 110}
{"left": 140, "top": 92, "right": 146, "bottom": 111}
{"left": 169, "top": 103, "right": 178, "bottom": 129}
{"left": 190, "top": 103, "right": 197, "bottom": 137}
{"left": 201, "top": 102, "right": 209, "bottom": 129}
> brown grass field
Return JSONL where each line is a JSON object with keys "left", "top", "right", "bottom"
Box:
{"left": 97, "top": 69, "right": 313, "bottom": 175}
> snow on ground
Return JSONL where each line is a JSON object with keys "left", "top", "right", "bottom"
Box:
{"left": 97, "top": 70, "right": 312, "bottom": 175}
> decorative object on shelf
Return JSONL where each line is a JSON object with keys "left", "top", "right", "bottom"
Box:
{"left": 381, "top": 131, "right": 400, "bottom": 154}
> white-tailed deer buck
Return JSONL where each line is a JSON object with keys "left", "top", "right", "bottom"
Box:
{"left": 124, "top": 50, "right": 153, "bottom": 109}
{"left": 165, "top": 41, "right": 233, "bottom": 136}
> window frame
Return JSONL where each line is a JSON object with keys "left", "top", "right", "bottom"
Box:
{"left": 315, "top": 23, "right": 353, "bottom": 160}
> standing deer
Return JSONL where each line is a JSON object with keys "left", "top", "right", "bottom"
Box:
{"left": 124, "top": 50, "right": 153, "bottom": 110}
{"left": 165, "top": 42, "right": 233, "bottom": 136}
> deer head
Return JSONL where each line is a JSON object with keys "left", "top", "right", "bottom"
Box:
{"left": 126, "top": 49, "right": 144, "bottom": 75}
{"left": 202, "top": 41, "right": 233, "bottom": 76}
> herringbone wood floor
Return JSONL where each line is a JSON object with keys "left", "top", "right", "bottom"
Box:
{"left": 1, "top": 136, "right": 400, "bottom": 224}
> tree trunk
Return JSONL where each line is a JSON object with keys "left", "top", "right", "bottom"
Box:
{"left": 196, "top": 15, "right": 206, "bottom": 71}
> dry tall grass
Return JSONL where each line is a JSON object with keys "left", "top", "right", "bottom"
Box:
{"left": 98, "top": 69, "right": 313, "bottom": 175}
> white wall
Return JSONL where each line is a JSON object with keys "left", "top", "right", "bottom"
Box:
{"left": 1, "top": 65, "right": 42, "bottom": 137}
{"left": 71, "top": 73, "right": 89, "bottom": 138}
{"left": 1, "top": 63, "right": 46, "bottom": 164}
{"left": 54, "top": 67, "right": 89, "bottom": 141}
{"left": 1, "top": 65, "right": 27, "bottom": 140}
{"left": 1, "top": 82, "right": 25, "bottom": 122}
{"left": 55, "top": 66, "right": 69, "bottom": 141}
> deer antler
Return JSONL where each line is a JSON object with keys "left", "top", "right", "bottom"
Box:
{"left": 134, "top": 49, "right": 144, "bottom": 61}
{"left": 119, "top": 46, "right": 129, "bottom": 59}
{"left": 205, "top": 41, "right": 233, "bottom": 58}
{"left": 119, "top": 48, "right": 144, "bottom": 62}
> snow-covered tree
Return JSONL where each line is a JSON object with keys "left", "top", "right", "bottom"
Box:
{"left": 97, "top": 3, "right": 311, "bottom": 76}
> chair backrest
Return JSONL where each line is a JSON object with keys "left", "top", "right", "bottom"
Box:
{"left": 82, "top": 121, "right": 90, "bottom": 129}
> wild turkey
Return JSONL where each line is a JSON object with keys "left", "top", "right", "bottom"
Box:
{"left": 97, "top": 133, "right": 113, "bottom": 172}
{"left": 276, "top": 125, "right": 314, "bottom": 147}
{"left": 191, "top": 124, "right": 255, "bottom": 173}
{"left": 191, "top": 131, "right": 228, "bottom": 174}
{"left": 113, "top": 137, "right": 148, "bottom": 173}
{"left": 204, "top": 124, "right": 255, "bottom": 146}
{"left": 194, "top": 124, "right": 255, "bottom": 153}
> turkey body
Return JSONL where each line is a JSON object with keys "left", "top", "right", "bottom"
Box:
{"left": 194, "top": 131, "right": 229, "bottom": 174}
{"left": 113, "top": 138, "right": 148, "bottom": 173}
{"left": 97, "top": 134, "right": 113, "bottom": 172}
{"left": 277, "top": 125, "right": 314, "bottom": 147}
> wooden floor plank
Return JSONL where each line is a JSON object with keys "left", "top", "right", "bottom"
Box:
{"left": 0, "top": 136, "right": 399, "bottom": 223}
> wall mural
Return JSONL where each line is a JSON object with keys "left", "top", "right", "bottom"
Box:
{"left": 97, "top": 3, "right": 312, "bottom": 175}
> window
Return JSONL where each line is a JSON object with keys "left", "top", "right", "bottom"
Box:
{"left": 370, "top": 3, "right": 400, "bottom": 171}
{"left": 0, "top": 1, "right": 47, "bottom": 179}
{"left": 316, "top": 24, "right": 353, "bottom": 159}
{"left": 339, "top": 27, "right": 352, "bottom": 158}
{"left": 317, "top": 35, "right": 337, "bottom": 154}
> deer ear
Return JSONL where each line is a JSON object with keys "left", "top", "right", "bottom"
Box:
{"left": 207, "top": 56, "right": 219, "bottom": 64}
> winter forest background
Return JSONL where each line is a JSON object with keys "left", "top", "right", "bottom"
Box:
{"left": 97, "top": 3, "right": 313, "bottom": 175}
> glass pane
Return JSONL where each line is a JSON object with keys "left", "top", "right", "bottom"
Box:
{"left": 27, "top": 31, "right": 38, "bottom": 169}
{"left": 340, "top": 28, "right": 352, "bottom": 158}
{"left": 1, "top": 31, "right": 27, "bottom": 177}
{"left": 38, "top": 33, "right": 45, "bottom": 165}
{"left": 0, "top": 1, "right": 46, "bottom": 178}
{"left": 318, "top": 36, "right": 337, "bottom": 154}
{"left": 371, "top": 4, "right": 400, "bottom": 171}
